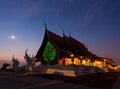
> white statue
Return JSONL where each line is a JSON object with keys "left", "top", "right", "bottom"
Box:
{"left": 12, "top": 55, "right": 19, "bottom": 70}
{"left": 24, "top": 49, "right": 35, "bottom": 74}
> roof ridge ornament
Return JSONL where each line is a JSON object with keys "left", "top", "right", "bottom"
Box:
{"left": 69, "top": 32, "right": 71, "bottom": 37}
{"left": 62, "top": 29, "right": 65, "bottom": 36}
{"left": 44, "top": 21, "right": 48, "bottom": 30}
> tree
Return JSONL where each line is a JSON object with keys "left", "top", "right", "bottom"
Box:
{"left": 43, "top": 41, "right": 56, "bottom": 64}
{"left": 12, "top": 55, "right": 20, "bottom": 70}
{"left": 1, "top": 63, "right": 10, "bottom": 70}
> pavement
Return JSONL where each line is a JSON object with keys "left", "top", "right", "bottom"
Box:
{"left": 0, "top": 72, "right": 97, "bottom": 89}
{"left": 112, "top": 76, "right": 120, "bottom": 89}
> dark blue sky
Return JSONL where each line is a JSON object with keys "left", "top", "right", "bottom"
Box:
{"left": 0, "top": 0, "right": 120, "bottom": 64}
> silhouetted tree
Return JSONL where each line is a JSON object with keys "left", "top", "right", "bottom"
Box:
{"left": 1, "top": 63, "right": 10, "bottom": 70}
{"left": 12, "top": 55, "right": 20, "bottom": 70}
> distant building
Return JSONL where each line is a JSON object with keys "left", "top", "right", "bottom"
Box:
{"left": 35, "top": 26, "right": 113, "bottom": 67}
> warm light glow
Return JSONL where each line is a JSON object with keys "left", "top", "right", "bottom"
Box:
{"left": 70, "top": 54, "right": 74, "bottom": 58}
{"left": 104, "top": 59, "right": 106, "bottom": 61}
{"left": 80, "top": 56, "right": 83, "bottom": 59}
{"left": 93, "top": 61, "right": 103, "bottom": 67}
{"left": 82, "top": 60, "right": 86, "bottom": 65}
{"left": 58, "top": 57, "right": 111, "bottom": 68}
{"left": 74, "top": 58, "right": 80, "bottom": 65}
{"left": 67, "top": 58, "right": 72, "bottom": 65}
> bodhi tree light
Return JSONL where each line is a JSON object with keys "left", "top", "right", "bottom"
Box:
{"left": 43, "top": 41, "right": 56, "bottom": 65}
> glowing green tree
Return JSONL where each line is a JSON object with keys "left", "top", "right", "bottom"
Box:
{"left": 43, "top": 41, "right": 56, "bottom": 64}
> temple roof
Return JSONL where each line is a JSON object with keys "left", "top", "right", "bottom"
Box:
{"left": 46, "top": 29, "right": 67, "bottom": 50}
{"left": 35, "top": 26, "right": 113, "bottom": 64}
{"left": 45, "top": 28, "right": 98, "bottom": 58}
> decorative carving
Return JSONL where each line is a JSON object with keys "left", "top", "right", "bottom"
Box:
{"left": 43, "top": 41, "right": 56, "bottom": 64}
{"left": 24, "top": 49, "right": 35, "bottom": 74}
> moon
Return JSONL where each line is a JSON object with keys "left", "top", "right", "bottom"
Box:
{"left": 10, "top": 35, "right": 16, "bottom": 40}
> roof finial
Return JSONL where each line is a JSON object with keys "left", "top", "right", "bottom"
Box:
{"left": 69, "top": 32, "right": 71, "bottom": 37}
{"left": 44, "top": 21, "right": 47, "bottom": 30}
{"left": 63, "top": 29, "right": 65, "bottom": 36}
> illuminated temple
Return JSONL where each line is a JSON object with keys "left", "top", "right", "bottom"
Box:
{"left": 35, "top": 26, "right": 113, "bottom": 68}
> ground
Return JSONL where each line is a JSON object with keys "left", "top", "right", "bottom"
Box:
{"left": 0, "top": 71, "right": 119, "bottom": 89}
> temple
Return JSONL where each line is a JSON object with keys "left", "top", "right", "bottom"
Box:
{"left": 35, "top": 26, "right": 113, "bottom": 68}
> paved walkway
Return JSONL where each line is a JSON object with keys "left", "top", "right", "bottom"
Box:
{"left": 112, "top": 76, "right": 120, "bottom": 89}
{"left": 0, "top": 72, "right": 97, "bottom": 89}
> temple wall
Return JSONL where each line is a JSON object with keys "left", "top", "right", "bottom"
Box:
{"left": 58, "top": 57, "right": 111, "bottom": 68}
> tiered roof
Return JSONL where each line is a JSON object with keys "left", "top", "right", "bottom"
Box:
{"left": 35, "top": 27, "right": 103, "bottom": 62}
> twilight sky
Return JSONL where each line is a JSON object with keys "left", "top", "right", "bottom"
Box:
{"left": 0, "top": 0, "right": 120, "bottom": 64}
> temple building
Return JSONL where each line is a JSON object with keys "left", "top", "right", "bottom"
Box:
{"left": 35, "top": 26, "right": 113, "bottom": 68}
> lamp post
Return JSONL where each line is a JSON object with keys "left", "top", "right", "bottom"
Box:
{"left": 80, "top": 56, "right": 83, "bottom": 65}
{"left": 104, "top": 59, "right": 106, "bottom": 66}
{"left": 70, "top": 54, "right": 74, "bottom": 64}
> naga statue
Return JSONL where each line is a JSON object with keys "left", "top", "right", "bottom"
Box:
{"left": 24, "top": 49, "right": 35, "bottom": 74}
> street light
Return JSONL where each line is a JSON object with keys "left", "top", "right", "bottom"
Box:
{"left": 80, "top": 56, "right": 83, "bottom": 65}
{"left": 104, "top": 59, "right": 106, "bottom": 66}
